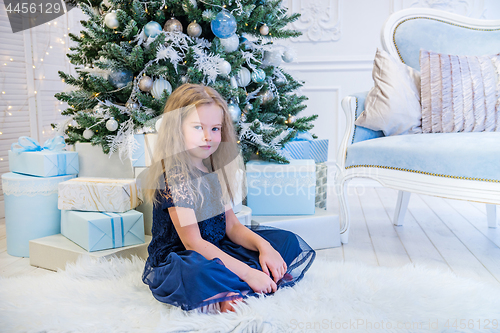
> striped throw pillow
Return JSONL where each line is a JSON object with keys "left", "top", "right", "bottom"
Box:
{"left": 420, "top": 49, "right": 500, "bottom": 133}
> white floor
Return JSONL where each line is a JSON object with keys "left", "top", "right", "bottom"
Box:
{"left": 2, "top": 184, "right": 500, "bottom": 286}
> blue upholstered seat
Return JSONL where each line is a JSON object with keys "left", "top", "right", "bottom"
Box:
{"left": 346, "top": 132, "right": 500, "bottom": 182}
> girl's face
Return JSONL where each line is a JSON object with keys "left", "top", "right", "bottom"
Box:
{"left": 182, "top": 103, "right": 223, "bottom": 167}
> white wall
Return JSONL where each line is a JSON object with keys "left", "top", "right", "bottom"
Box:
{"left": 280, "top": 0, "right": 500, "bottom": 165}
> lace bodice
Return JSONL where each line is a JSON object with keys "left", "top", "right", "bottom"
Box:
{"left": 147, "top": 168, "right": 227, "bottom": 267}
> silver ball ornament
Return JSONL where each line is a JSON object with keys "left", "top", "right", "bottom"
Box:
{"left": 259, "top": 24, "right": 269, "bottom": 36}
{"left": 219, "top": 34, "right": 239, "bottom": 53}
{"left": 187, "top": 21, "right": 202, "bottom": 37}
{"left": 83, "top": 129, "right": 94, "bottom": 139}
{"left": 182, "top": 0, "right": 197, "bottom": 12}
{"left": 259, "top": 90, "right": 274, "bottom": 105}
{"left": 230, "top": 76, "right": 238, "bottom": 89}
{"left": 228, "top": 102, "right": 241, "bottom": 122}
{"left": 126, "top": 100, "right": 139, "bottom": 109}
{"left": 287, "top": 115, "right": 296, "bottom": 124}
{"left": 138, "top": 76, "right": 153, "bottom": 92}
{"left": 244, "top": 103, "right": 253, "bottom": 112}
{"left": 151, "top": 78, "right": 172, "bottom": 99}
{"left": 164, "top": 18, "right": 183, "bottom": 33}
{"left": 104, "top": 11, "right": 119, "bottom": 29}
{"left": 218, "top": 60, "right": 231, "bottom": 77}
{"left": 181, "top": 75, "right": 189, "bottom": 84}
{"left": 235, "top": 67, "right": 251, "bottom": 87}
{"left": 106, "top": 117, "right": 119, "bottom": 131}
{"left": 282, "top": 49, "right": 295, "bottom": 63}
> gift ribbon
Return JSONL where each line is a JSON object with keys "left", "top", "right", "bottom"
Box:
{"left": 102, "top": 212, "right": 125, "bottom": 248}
{"left": 292, "top": 131, "right": 314, "bottom": 142}
{"left": 11, "top": 136, "right": 66, "bottom": 153}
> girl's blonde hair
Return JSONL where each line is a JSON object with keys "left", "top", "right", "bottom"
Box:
{"left": 142, "top": 83, "right": 246, "bottom": 212}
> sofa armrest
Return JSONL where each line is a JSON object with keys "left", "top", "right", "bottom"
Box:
{"left": 337, "top": 92, "right": 384, "bottom": 169}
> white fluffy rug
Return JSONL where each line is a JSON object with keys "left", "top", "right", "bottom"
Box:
{"left": 1, "top": 256, "right": 500, "bottom": 333}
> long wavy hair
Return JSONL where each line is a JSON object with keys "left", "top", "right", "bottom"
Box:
{"left": 142, "top": 84, "right": 246, "bottom": 211}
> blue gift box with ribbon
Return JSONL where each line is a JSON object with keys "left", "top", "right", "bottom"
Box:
{"left": 246, "top": 159, "right": 316, "bottom": 215}
{"left": 2, "top": 172, "right": 76, "bottom": 257}
{"left": 8, "top": 136, "right": 79, "bottom": 177}
{"left": 280, "top": 131, "right": 329, "bottom": 163}
{"left": 61, "top": 210, "right": 145, "bottom": 252}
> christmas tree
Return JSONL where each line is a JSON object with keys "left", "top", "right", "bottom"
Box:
{"left": 54, "top": 0, "right": 318, "bottom": 163}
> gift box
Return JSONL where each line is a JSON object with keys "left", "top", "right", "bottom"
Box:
{"left": 246, "top": 159, "right": 316, "bottom": 215}
{"left": 75, "top": 142, "right": 134, "bottom": 178}
{"left": 316, "top": 162, "right": 328, "bottom": 209}
{"left": 58, "top": 177, "right": 143, "bottom": 213}
{"left": 280, "top": 132, "right": 329, "bottom": 163}
{"left": 30, "top": 234, "right": 151, "bottom": 271}
{"left": 9, "top": 136, "right": 79, "bottom": 177}
{"left": 29, "top": 234, "right": 152, "bottom": 271}
{"left": 251, "top": 209, "right": 340, "bottom": 250}
{"left": 2, "top": 172, "right": 76, "bottom": 257}
{"left": 134, "top": 167, "right": 153, "bottom": 235}
{"left": 132, "top": 133, "right": 158, "bottom": 167}
{"left": 61, "top": 210, "right": 145, "bottom": 252}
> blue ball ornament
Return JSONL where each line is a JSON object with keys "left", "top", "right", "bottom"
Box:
{"left": 144, "top": 21, "right": 162, "bottom": 38}
{"left": 251, "top": 68, "right": 266, "bottom": 83}
{"left": 108, "top": 70, "right": 134, "bottom": 89}
{"left": 211, "top": 10, "right": 237, "bottom": 39}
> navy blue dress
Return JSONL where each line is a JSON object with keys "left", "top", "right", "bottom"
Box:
{"left": 142, "top": 168, "right": 316, "bottom": 311}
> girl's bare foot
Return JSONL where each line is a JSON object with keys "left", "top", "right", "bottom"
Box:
{"left": 219, "top": 292, "right": 243, "bottom": 313}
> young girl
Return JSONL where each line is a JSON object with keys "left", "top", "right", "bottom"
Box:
{"left": 142, "top": 83, "right": 315, "bottom": 313}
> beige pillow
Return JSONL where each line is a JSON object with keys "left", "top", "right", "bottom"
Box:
{"left": 355, "top": 48, "right": 422, "bottom": 136}
{"left": 420, "top": 49, "right": 500, "bottom": 133}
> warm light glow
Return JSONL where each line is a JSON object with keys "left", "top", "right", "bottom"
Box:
{"left": 10, "top": 58, "right": 13, "bottom": 61}
{"left": 33, "top": 65, "right": 35, "bottom": 68}
{"left": 41, "top": 59, "right": 44, "bottom": 61}
{"left": 46, "top": 52, "right": 49, "bottom": 55}
{"left": 8, "top": 112, "right": 12, "bottom": 116}
{"left": 3, "top": 63, "right": 6, "bottom": 66}
{"left": 8, "top": 106, "right": 12, "bottom": 109}
{"left": 50, "top": 46, "right": 53, "bottom": 49}
{"left": 34, "top": 91, "right": 37, "bottom": 94}
{"left": 1, "top": 91, "right": 5, "bottom": 94}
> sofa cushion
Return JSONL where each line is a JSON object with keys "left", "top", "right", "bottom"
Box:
{"left": 420, "top": 49, "right": 500, "bottom": 134}
{"left": 345, "top": 133, "right": 500, "bottom": 182}
{"left": 355, "top": 48, "right": 422, "bottom": 136}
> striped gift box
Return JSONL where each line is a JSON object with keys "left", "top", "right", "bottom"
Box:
{"left": 280, "top": 139, "right": 329, "bottom": 163}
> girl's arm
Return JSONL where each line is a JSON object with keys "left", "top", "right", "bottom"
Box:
{"left": 224, "top": 205, "right": 287, "bottom": 283}
{"left": 168, "top": 206, "right": 277, "bottom": 294}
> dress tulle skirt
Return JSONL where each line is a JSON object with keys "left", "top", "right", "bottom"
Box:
{"left": 142, "top": 225, "right": 316, "bottom": 311}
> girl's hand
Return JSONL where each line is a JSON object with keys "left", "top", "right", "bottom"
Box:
{"left": 244, "top": 268, "right": 277, "bottom": 294}
{"left": 259, "top": 246, "right": 287, "bottom": 283}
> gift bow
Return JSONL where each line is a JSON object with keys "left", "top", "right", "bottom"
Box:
{"left": 11, "top": 136, "right": 66, "bottom": 153}
{"left": 292, "top": 131, "right": 314, "bottom": 142}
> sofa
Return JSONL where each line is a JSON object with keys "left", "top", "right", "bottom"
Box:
{"left": 336, "top": 8, "right": 500, "bottom": 244}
